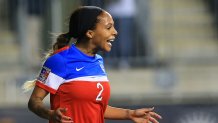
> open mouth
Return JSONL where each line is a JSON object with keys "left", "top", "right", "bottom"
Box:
{"left": 107, "top": 39, "right": 114, "bottom": 46}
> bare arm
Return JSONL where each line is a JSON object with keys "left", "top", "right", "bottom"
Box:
{"left": 28, "top": 86, "right": 52, "bottom": 119}
{"left": 104, "top": 105, "right": 132, "bottom": 120}
{"left": 28, "top": 86, "right": 73, "bottom": 123}
{"left": 104, "top": 105, "right": 162, "bottom": 123}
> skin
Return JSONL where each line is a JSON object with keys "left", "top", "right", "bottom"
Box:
{"left": 28, "top": 10, "right": 162, "bottom": 123}
{"left": 28, "top": 86, "right": 73, "bottom": 123}
{"left": 75, "top": 11, "right": 118, "bottom": 55}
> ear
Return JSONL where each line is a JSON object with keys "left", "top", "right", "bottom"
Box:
{"left": 86, "top": 30, "right": 94, "bottom": 39}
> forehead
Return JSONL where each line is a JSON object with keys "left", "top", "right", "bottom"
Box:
{"left": 97, "top": 11, "right": 114, "bottom": 25}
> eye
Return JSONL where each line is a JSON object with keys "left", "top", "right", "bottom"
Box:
{"left": 107, "top": 26, "right": 111, "bottom": 30}
{"left": 106, "top": 23, "right": 113, "bottom": 30}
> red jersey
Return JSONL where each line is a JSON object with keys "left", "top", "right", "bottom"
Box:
{"left": 36, "top": 45, "right": 110, "bottom": 123}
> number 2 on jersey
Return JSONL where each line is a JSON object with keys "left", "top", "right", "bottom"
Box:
{"left": 96, "top": 83, "right": 104, "bottom": 101}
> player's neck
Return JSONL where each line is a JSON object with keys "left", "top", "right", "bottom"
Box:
{"left": 75, "top": 42, "right": 97, "bottom": 56}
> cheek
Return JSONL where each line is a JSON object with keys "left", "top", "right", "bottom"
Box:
{"left": 94, "top": 32, "right": 107, "bottom": 44}
{"left": 93, "top": 36, "right": 104, "bottom": 46}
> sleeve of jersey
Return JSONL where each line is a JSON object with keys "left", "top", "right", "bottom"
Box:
{"left": 35, "top": 54, "right": 66, "bottom": 94}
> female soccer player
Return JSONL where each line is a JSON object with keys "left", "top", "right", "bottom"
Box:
{"left": 24, "top": 6, "right": 162, "bottom": 123}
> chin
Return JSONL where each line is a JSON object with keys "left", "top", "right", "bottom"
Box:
{"left": 101, "top": 45, "right": 112, "bottom": 52}
{"left": 104, "top": 48, "right": 111, "bottom": 52}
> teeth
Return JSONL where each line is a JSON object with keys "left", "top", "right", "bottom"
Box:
{"left": 108, "top": 39, "right": 114, "bottom": 42}
{"left": 108, "top": 42, "right": 112, "bottom": 46}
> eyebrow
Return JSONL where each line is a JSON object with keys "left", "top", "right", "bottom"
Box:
{"left": 106, "top": 23, "right": 112, "bottom": 26}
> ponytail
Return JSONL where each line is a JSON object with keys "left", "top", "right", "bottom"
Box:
{"left": 45, "top": 33, "right": 71, "bottom": 59}
{"left": 23, "top": 6, "right": 103, "bottom": 92}
{"left": 22, "top": 80, "right": 36, "bottom": 92}
{"left": 53, "top": 33, "right": 71, "bottom": 51}
{"left": 23, "top": 33, "right": 72, "bottom": 92}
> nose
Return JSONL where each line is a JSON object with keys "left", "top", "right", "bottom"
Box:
{"left": 113, "top": 27, "right": 118, "bottom": 36}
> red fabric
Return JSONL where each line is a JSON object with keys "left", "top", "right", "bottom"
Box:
{"left": 49, "top": 81, "right": 110, "bottom": 123}
{"left": 53, "top": 46, "right": 70, "bottom": 54}
{"left": 36, "top": 81, "right": 56, "bottom": 94}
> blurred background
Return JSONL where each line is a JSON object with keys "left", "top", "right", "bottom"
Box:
{"left": 0, "top": 0, "right": 218, "bottom": 123}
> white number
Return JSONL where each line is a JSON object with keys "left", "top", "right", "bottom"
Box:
{"left": 96, "top": 83, "right": 104, "bottom": 101}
